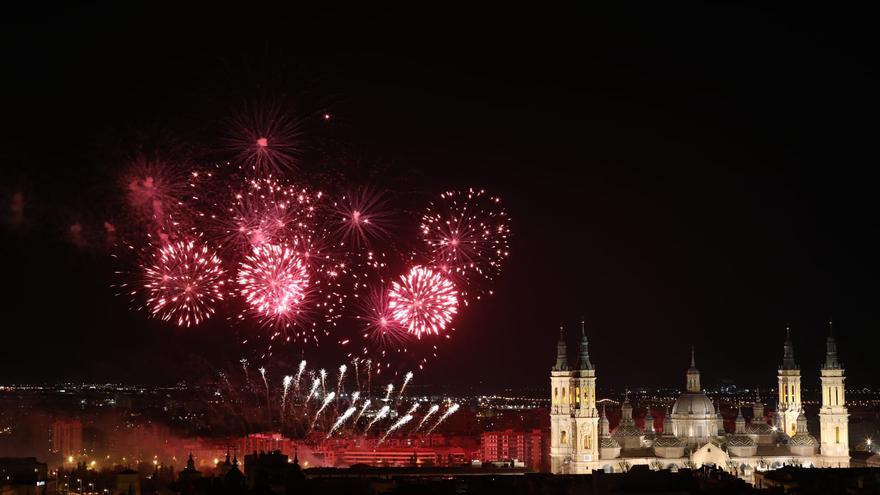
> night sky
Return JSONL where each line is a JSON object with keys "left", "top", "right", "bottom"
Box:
{"left": 1, "top": 5, "right": 877, "bottom": 391}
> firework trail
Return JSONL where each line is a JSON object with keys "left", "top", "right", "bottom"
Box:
{"left": 258, "top": 366, "right": 270, "bottom": 420}
{"left": 281, "top": 375, "right": 293, "bottom": 415}
{"left": 350, "top": 391, "right": 360, "bottom": 406}
{"left": 414, "top": 404, "right": 440, "bottom": 433}
{"left": 219, "top": 371, "right": 231, "bottom": 389}
{"left": 259, "top": 366, "right": 268, "bottom": 390}
{"left": 305, "top": 378, "right": 320, "bottom": 403}
{"left": 352, "top": 358, "right": 360, "bottom": 391}
{"left": 142, "top": 238, "right": 227, "bottom": 327}
{"left": 388, "top": 266, "right": 458, "bottom": 338}
{"left": 336, "top": 364, "right": 347, "bottom": 397}
{"left": 310, "top": 392, "right": 335, "bottom": 429}
{"left": 426, "top": 403, "right": 460, "bottom": 435}
{"left": 326, "top": 407, "right": 357, "bottom": 438}
{"left": 293, "top": 360, "right": 307, "bottom": 393}
{"left": 399, "top": 371, "right": 413, "bottom": 399}
{"left": 405, "top": 402, "right": 420, "bottom": 415}
{"left": 382, "top": 383, "right": 394, "bottom": 402}
{"left": 354, "top": 399, "right": 372, "bottom": 425}
{"left": 320, "top": 369, "right": 327, "bottom": 396}
{"left": 366, "top": 359, "right": 372, "bottom": 396}
{"left": 377, "top": 414, "right": 413, "bottom": 446}
{"left": 364, "top": 405, "right": 390, "bottom": 435}
{"left": 240, "top": 359, "right": 251, "bottom": 388}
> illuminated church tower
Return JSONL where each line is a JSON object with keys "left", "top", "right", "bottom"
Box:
{"left": 819, "top": 322, "right": 850, "bottom": 466}
{"left": 571, "top": 321, "right": 599, "bottom": 470}
{"left": 777, "top": 325, "right": 802, "bottom": 437}
{"left": 550, "top": 325, "right": 572, "bottom": 472}
{"left": 550, "top": 322, "right": 600, "bottom": 473}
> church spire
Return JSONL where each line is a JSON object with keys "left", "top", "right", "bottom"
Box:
{"left": 686, "top": 346, "right": 701, "bottom": 392}
{"left": 576, "top": 318, "right": 593, "bottom": 370}
{"left": 823, "top": 320, "right": 841, "bottom": 369}
{"left": 780, "top": 324, "right": 798, "bottom": 370}
{"left": 553, "top": 325, "right": 569, "bottom": 370}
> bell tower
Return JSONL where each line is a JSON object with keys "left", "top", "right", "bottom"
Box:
{"left": 571, "top": 320, "right": 599, "bottom": 469}
{"left": 819, "top": 321, "right": 849, "bottom": 466}
{"left": 777, "top": 325, "right": 802, "bottom": 437}
{"left": 686, "top": 346, "right": 701, "bottom": 392}
{"left": 549, "top": 325, "right": 572, "bottom": 473}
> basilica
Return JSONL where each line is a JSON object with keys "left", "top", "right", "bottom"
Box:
{"left": 549, "top": 323, "right": 850, "bottom": 481}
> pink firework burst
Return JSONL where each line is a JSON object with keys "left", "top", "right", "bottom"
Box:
{"left": 143, "top": 238, "right": 227, "bottom": 327}
{"left": 237, "top": 244, "right": 310, "bottom": 325}
{"left": 205, "top": 177, "right": 321, "bottom": 256}
{"left": 356, "top": 285, "right": 413, "bottom": 348}
{"left": 331, "top": 186, "right": 394, "bottom": 248}
{"left": 420, "top": 188, "right": 510, "bottom": 286}
{"left": 226, "top": 100, "right": 304, "bottom": 174}
{"left": 122, "top": 156, "right": 189, "bottom": 230}
{"left": 387, "top": 266, "right": 458, "bottom": 338}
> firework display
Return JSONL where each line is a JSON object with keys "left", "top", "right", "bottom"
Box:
{"left": 237, "top": 243, "right": 309, "bottom": 324}
{"left": 107, "top": 101, "right": 511, "bottom": 373}
{"left": 201, "top": 358, "right": 460, "bottom": 445}
{"left": 141, "top": 238, "right": 227, "bottom": 327}
{"left": 388, "top": 266, "right": 458, "bottom": 338}
{"left": 420, "top": 188, "right": 510, "bottom": 300}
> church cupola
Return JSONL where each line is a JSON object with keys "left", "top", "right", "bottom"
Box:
{"left": 686, "top": 346, "right": 701, "bottom": 392}
{"left": 553, "top": 325, "right": 569, "bottom": 371}
{"left": 823, "top": 321, "right": 841, "bottom": 370}
{"left": 576, "top": 319, "right": 593, "bottom": 370}
{"left": 780, "top": 324, "right": 798, "bottom": 370}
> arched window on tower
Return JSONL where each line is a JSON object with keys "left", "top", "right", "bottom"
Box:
{"left": 835, "top": 426, "right": 840, "bottom": 444}
{"left": 575, "top": 386, "right": 580, "bottom": 404}
{"left": 561, "top": 431, "right": 567, "bottom": 445}
{"left": 553, "top": 388, "right": 558, "bottom": 405}
{"left": 584, "top": 429, "right": 592, "bottom": 449}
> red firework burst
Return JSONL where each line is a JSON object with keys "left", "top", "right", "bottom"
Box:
{"left": 237, "top": 244, "right": 310, "bottom": 325}
{"left": 420, "top": 188, "right": 510, "bottom": 287}
{"left": 387, "top": 266, "right": 458, "bottom": 338}
{"left": 226, "top": 100, "right": 304, "bottom": 174}
{"left": 143, "top": 238, "right": 227, "bottom": 327}
{"left": 331, "top": 186, "right": 394, "bottom": 248}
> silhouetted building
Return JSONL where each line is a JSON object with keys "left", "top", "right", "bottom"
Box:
{"left": 243, "top": 450, "right": 304, "bottom": 495}
{"left": 116, "top": 469, "right": 140, "bottom": 495}
{"left": 0, "top": 458, "right": 48, "bottom": 495}
{"left": 754, "top": 466, "right": 880, "bottom": 494}
{"left": 222, "top": 454, "right": 246, "bottom": 495}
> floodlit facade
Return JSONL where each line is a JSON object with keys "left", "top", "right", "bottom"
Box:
{"left": 549, "top": 323, "right": 850, "bottom": 480}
